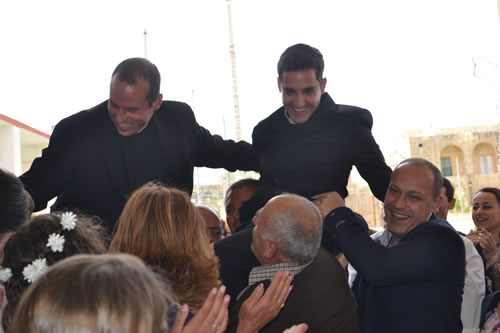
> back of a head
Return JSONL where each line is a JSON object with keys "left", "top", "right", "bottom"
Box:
{"left": 0, "top": 168, "right": 32, "bottom": 234}
{"left": 2, "top": 213, "right": 107, "bottom": 330}
{"left": 111, "top": 57, "right": 161, "bottom": 106}
{"left": 111, "top": 182, "right": 211, "bottom": 264}
{"left": 9, "top": 253, "right": 171, "bottom": 333}
{"left": 442, "top": 177, "right": 455, "bottom": 202}
{"left": 264, "top": 194, "right": 323, "bottom": 264}
{"left": 196, "top": 205, "right": 224, "bottom": 243}
{"left": 277, "top": 43, "right": 324, "bottom": 81}
{"left": 110, "top": 182, "right": 219, "bottom": 309}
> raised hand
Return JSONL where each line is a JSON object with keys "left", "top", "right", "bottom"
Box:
{"left": 311, "top": 191, "right": 345, "bottom": 217}
{"left": 237, "top": 270, "right": 293, "bottom": 333}
{"left": 171, "top": 285, "right": 230, "bottom": 333}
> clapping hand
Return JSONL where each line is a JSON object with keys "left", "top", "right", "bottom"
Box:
{"left": 171, "top": 285, "right": 230, "bottom": 333}
{"left": 237, "top": 270, "right": 293, "bottom": 333}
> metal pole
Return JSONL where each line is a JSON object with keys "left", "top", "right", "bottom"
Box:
{"left": 225, "top": 0, "right": 242, "bottom": 141}
{"left": 144, "top": 29, "right": 148, "bottom": 59}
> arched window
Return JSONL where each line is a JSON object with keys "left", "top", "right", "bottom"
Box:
{"left": 473, "top": 143, "right": 497, "bottom": 174}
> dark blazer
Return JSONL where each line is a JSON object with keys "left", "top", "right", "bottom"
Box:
{"left": 237, "top": 92, "right": 392, "bottom": 228}
{"left": 20, "top": 100, "right": 258, "bottom": 230}
{"left": 214, "top": 226, "right": 259, "bottom": 305}
{"left": 226, "top": 249, "right": 360, "bottom": 333}
{"left": 252, "top": 93, "right": 391, "bottom": 202}
{"left": 324, "top": 207, "right": 465, "bottom": 333}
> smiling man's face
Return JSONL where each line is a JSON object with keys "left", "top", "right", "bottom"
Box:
{"left": 384, "top": 163, "right": 440, "bottom": 242}
{"left": 278, "top": 68, "right": 326, "bottom": 124}
{"left": 107, "top": 75, "right": 162, "bottom": 136}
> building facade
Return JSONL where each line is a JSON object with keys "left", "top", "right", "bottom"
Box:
{"left": 0, "top": 114, "right": 50, "bottom": 175}
{"left": 409, "top": 125, "right": 500, "bottom": 208}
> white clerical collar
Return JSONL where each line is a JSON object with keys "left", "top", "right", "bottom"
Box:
{"left": 135, "top": 121, "right": 150, "bottom": 134}
{"left": 284, "top": 109, "right": 296, "bottom": 124}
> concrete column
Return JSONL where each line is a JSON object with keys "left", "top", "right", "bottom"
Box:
{"left": 0, "top": 125, "right": 21, "bottom": 174}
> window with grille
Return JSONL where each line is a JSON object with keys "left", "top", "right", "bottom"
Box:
{"left": 441, "top": 157, "right": 452, "bottom": 177}
{"left": 479, "top": 155, "right": 494, "bottom": 174}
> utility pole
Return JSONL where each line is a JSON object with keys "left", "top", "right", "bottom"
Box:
{"left": 225, "top": 0, "right": 242, "bottom": 141}
{"left": 144, "top": 29, "right": 148, "bottom": 59}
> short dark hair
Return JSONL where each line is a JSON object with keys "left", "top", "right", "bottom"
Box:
{"left": 0, "top": 169, "right": 32, "bottom": 234}
{"left": 476, "top": 187, "right": 500, "bottom": 205}
{"left": 394, "top": 158, "right": 443, "bottom": 200}
{"left": 226, "top": 178, "right": 259, "bottom": 197}
{"left": 277, "top": 43, "right": 324, "bottom": 82}
{"left": 442, "top": 178, "right": 455, "bottom": 202}
{"left": 111, "top": 58, "right": 161, "bottom": 106}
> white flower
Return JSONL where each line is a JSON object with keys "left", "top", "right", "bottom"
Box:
{"left": 60, "top": 212, "right": 77, "bottom": 230}
{"left": 0, "top": 267, "right": 12, "bottom": 282}
{"left": 47, "top": 233, "right": 65, "bottom": 252}
{"left": 23, "top": 258, "right": 48, "bottom": 283}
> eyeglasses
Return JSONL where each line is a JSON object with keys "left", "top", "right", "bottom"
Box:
{"left": 208, "top": 227, "right": 225, "bottom": 242}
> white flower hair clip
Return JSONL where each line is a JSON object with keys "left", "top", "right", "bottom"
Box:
{"left": 22, "top": 258, "right": 48, "bottom": 283}
{"left": 60, "top": 212, "right": 77, "bottom": 231}
{"left": 47, "top": 233, "right": 65, "bottom": 252}
{"left": 0, "top": 267, "right": 12, "bottom": 283}
{"left": 1, "top": 211, "right": 78, "bottom": 284}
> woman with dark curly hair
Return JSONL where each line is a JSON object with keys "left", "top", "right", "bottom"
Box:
{"left": 1, "top": 212, "right": 107, "bottom": 331}
{"left": 9, "top": 253, "right": 171, "bottom": 333}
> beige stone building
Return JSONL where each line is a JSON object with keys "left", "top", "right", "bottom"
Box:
{"left": 409, "top": 125, "right": 500, "bottom": 208}
{"left": 344, "top": 125, "right": 500, "bottom": 229}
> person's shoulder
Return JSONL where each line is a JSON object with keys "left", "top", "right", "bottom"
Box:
{"left": 54, "top": 101, "right": 108, "bottom": 133}
{"left": 158, "top": 100, "right": 192, "bottom": 111}
{"left": 154, "top": 100, "right": 195, "bottom": 122}
{"left": 482, "top": 290, "right": 500, "bottom": 318}
{"left": 295, "top": 249, "right": 352, "bottom": 296}
{"left": 214, "top": 227, "right": 253, "bottom": 254}
{"left": 414, "top": 219, "right": 463, "bottom": 246}
{"left": 426, "top": 218, "right": 457, "bottom": 232}
{"left": 301, "top": 248, "right": 343, "bottom": 277}
{"left": 315, "top": 248, "right": 340, "bottom": 265}
{"left": 334, "top": 104, "right": 373, "bottom": 129}
{"left": 253, "top": 107, "right": 285, "bottom": 134}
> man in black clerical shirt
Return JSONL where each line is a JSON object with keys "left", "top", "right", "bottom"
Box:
{"left": 248, "top": 43, "right": 392, "bottom": 219}
{"left": 216, "top": 43, "right": 391, "bottom": 302}
{"left": 20, "top": 58, "right": 258, "bottom": 232}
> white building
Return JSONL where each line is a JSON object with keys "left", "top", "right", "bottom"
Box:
{"left": 0, "top": 114, "right": 49, "bottom": 175}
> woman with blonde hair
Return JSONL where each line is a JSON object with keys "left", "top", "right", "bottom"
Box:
{"left": 9, "top": 253, "right": 171, "bottom": 333}
{"left": 110, "top": 182, "right": 220, "bottom": 311}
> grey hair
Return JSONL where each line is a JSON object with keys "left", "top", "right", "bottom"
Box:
{"left": 261, "top": 194, "right": 322, "bottom": 264}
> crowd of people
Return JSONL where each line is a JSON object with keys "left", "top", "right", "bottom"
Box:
{"left": 1, "top": 43, "right": 498, "bottom": 333}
